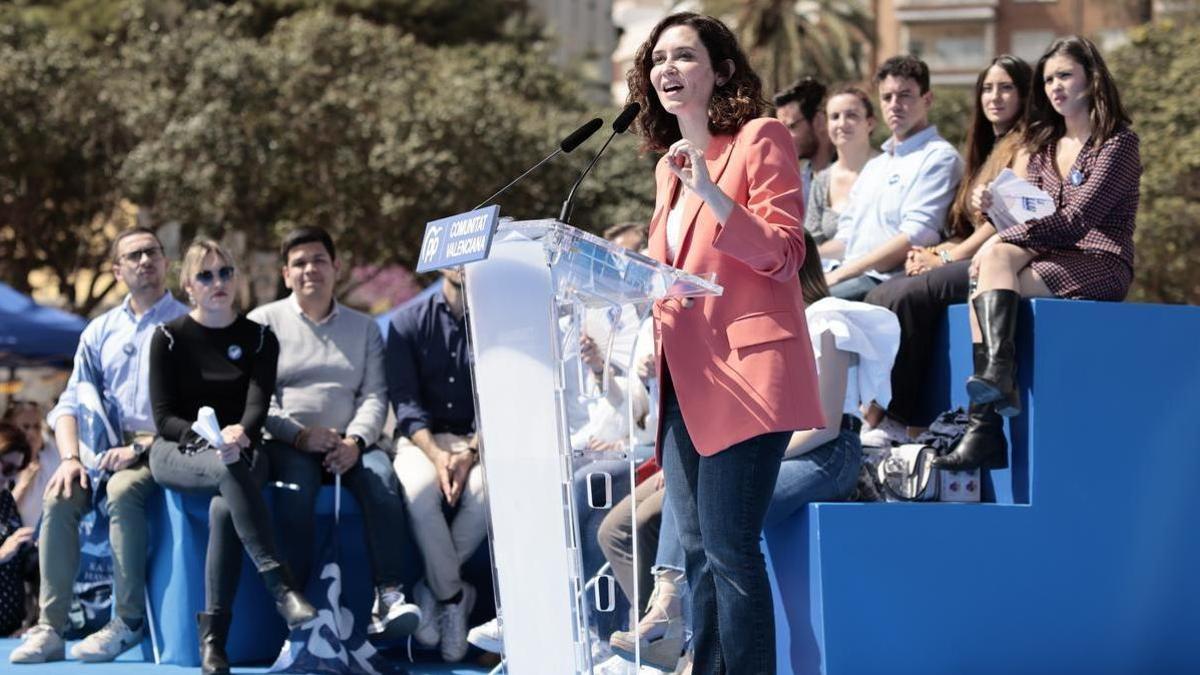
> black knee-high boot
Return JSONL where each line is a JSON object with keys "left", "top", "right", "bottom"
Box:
{"left": 197, "top": 611, "right": 231, "bottom": 675}
{"left": 935, "top": 345, "right": 1009, "bottom": 471}
{"left": 966, "top": 289, "right": 1021, "bottom": 417}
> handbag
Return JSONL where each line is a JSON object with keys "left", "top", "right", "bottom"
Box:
{"left": 877, "top": 443, "right": 940, "bottom": 501}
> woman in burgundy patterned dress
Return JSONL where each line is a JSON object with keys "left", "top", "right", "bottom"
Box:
{"left": 936, "top": 35, "right": 1140, "bottom": 470}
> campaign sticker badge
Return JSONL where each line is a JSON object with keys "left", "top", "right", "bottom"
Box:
{"left": 1069, "top": 169, "right": 1085, "bottom": 186}
{"left": 415, "top": 205, "right": 501, "bottom": 274}
{"left": 227, "top": 345, "right": 243, "bottom": 361}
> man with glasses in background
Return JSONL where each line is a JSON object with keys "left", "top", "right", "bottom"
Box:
{"left": 10, "top": 227, "right": 188, "bottom": 664}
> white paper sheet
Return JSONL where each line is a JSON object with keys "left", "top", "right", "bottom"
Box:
{"left": 191, "top": 406, "right": 223, "bottom": 447}
{"left": 987, "top": 169, "right": 1056, "bottom": 232}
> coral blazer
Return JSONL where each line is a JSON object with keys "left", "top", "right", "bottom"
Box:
{"left": 650, "top": 118, "right": 824, "bottom": 457}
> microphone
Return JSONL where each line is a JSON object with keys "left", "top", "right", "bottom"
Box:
{"left": 559, "top": 102, "right": 641, "bottom": 224}
{"left": 561, "top": 118, "right": 604, "bottom": 153}
{"left": 473, "top": 118, "right": 604, "bottom": 210}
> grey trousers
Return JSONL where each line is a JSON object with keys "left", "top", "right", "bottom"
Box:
{"left": 149, "top": 439, "right": 279, "bottom": 613}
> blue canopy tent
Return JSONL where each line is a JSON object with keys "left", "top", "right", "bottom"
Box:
{"left": 0, "top": 282, "right": 86, "bottom": 367}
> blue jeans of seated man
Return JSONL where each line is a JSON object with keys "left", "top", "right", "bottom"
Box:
{"left": 264, "top": 441, "right": 413, "bottom": 591}
{"left": 660, "top": 380, "right": 788, "bottom": 675}
{"left": 829, "top": 273, "right": 883, "bottom": 301}
{"left": 764, "top": 429, "right": 863, "bottom": 528}
{"left": 573, "top": 458, "right": 633, "bottom": 641}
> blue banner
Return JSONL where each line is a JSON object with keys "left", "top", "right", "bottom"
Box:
{"left": 414, "top": 205, "right": 500, "bottom": 273}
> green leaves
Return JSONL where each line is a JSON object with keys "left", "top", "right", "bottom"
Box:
{"left": 1, "top": 3, "right": 657, "bottom": 312}
{"left": 1108, "top": 19, "right": 1200, "bottom": 304}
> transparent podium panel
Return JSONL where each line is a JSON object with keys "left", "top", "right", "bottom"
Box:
{"left": 463, "top": 220, "right": 720, "bottom": 674}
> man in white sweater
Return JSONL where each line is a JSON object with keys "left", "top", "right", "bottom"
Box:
{"left": 248, "top": 227, "right": 419, "bottom": 642}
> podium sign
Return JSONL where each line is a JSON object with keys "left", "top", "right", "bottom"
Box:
{"left": 415, "top": 205, "right": 500, "bottom": 273}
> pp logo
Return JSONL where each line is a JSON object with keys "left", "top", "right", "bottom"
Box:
{"left": 422, "top": 225, "right": 443, "bottom": 263}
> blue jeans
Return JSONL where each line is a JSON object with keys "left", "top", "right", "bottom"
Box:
{"left": 828, "top": 273, "right": 883, "bottom": 301}
{"left": 660, "top": 379, "right": 788, "bottom": 675}
{"left": 264, "top": 441, "right": 413, "bottom": 590}
{"left": 764, "top": 429, "right": 863, "bottom": 528}
{"left": 654, "top": 495, "right": 684, "bottom": 572}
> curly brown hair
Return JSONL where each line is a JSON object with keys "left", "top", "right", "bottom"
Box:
{"left": 626, "top": 12, "right": 766, "bottom": 153}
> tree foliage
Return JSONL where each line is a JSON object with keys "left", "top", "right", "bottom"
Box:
{"left": 1108, "top": 19, "right": 1200, "bottom": 304}
{"left": 0, "top": 21, "right": 137, "bottom": 312}
{"left": 0, "top": 3, "right": 657, "bottom": 313}
{"left": 706, "top": 0, "right": 874, "bottom": 96}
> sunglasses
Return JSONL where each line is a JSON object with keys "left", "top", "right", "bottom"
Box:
{"left": 194, "top": 266, "right": 236, "bottom": 285}
{"left": 119, "top": 245, "right": 164, "bottom": 265}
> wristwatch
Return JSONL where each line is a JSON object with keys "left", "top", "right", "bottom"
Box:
{"left": 938, "top": 250, "right": 953, "bottom": 265}
{"left": 132, "top": 439, "right": 151, "bottom": 458}
{"left": 349, "top": 435, "right": 367, "bottom": 453}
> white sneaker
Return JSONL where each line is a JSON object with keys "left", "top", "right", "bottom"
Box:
{"left": 368, "top": 585, "right": 422, "bottom": 642}
{"left": 438, "top": 582, "right": 476, "bottom": 662}
{"left": 466, "top": 616, "right": 503, "bottom": 654}
{"left": 69, "top": 617, "right": 144, "bottom": 662}
{"left": 860, "top": 416, "right": 909, "bottom": 447}
{"left": 9, "top": 624, "right": 65, "bottom": 663}
{"left": 412, "top": 580, "right": 441, "bottom": 648}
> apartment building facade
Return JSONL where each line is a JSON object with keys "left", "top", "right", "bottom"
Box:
{"left": 874, "top": 0, "right": 1153, "bottom": 84}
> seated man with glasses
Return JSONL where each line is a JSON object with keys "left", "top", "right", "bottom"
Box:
{"left": 11, "top": 227, "right": 188, "bottom": 664}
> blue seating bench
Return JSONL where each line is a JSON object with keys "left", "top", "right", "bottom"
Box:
{"left": 765, "top": 299, "right": 1200, "bottom": 674}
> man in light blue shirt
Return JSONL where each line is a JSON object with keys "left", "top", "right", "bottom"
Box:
{"left": 11, "top": 227, "right": 188, "bottom": 665}
{"left": 824, "top": 56, "right": 963, "bottom": 300}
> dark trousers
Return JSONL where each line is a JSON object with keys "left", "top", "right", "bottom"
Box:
{"left": 864, "top": 260, "right": 971, "bottom": 425}
{"left": 149, "top": 439, "right": 278, "bottom": 613}
{"left": 659, "top": 372, "right": 788, "bottom": 675}
{"left": 263, "top": 441, "right": 412, "bottom": 590}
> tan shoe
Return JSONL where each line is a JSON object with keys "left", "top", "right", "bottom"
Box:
{"left": 608, "top": 611, "right": 685, "bottom": 672}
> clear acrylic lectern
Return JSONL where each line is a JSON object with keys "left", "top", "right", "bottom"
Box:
{"left": 462, "top": 219, "right": 722, "bottom": 674}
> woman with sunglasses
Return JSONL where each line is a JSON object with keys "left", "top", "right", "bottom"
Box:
{"left": 148, "top": 239, "right": 315, "bottom": 675}
{"left": 2, "top": 401, "right": 61, "bottom": 531}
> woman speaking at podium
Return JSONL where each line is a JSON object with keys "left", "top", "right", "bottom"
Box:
{"left": 627, "top": 12, "right": 824, "bottom": 674}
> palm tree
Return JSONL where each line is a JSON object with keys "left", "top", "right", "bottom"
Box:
{"left": 706, "top": 0, "right": 875, "bottom": 96}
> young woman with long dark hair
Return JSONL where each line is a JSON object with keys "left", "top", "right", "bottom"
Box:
{"left": 863, "top": 55, "right": 1033, "bottom": 446}
{"left": 936, "top": 36, "right": 1140, "bottom": 470}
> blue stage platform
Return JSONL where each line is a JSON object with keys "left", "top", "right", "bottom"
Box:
{"left": 765, "top": 298, "right": 1200, "bottom": 675}
{"left": 10, "top": 299, "right": 1197, "bottom": 674}
{"left": 0, "top": 639, "right": 489, "bottom": 674}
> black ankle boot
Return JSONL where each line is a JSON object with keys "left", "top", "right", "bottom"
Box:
{"left": 933, "top": 401, "right": 1008, "bottom": 471}
{"left": 197, "top": 611, "right": 231, "bottom": 675}
{"left": 966, "top": 289, "right": 1021, "bottom": 416}
{"left": 260, "top": 566, "right": 317, "bottom": 629}
{"left": 937, "top": 346, "right": 1009, "bottom": 471}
